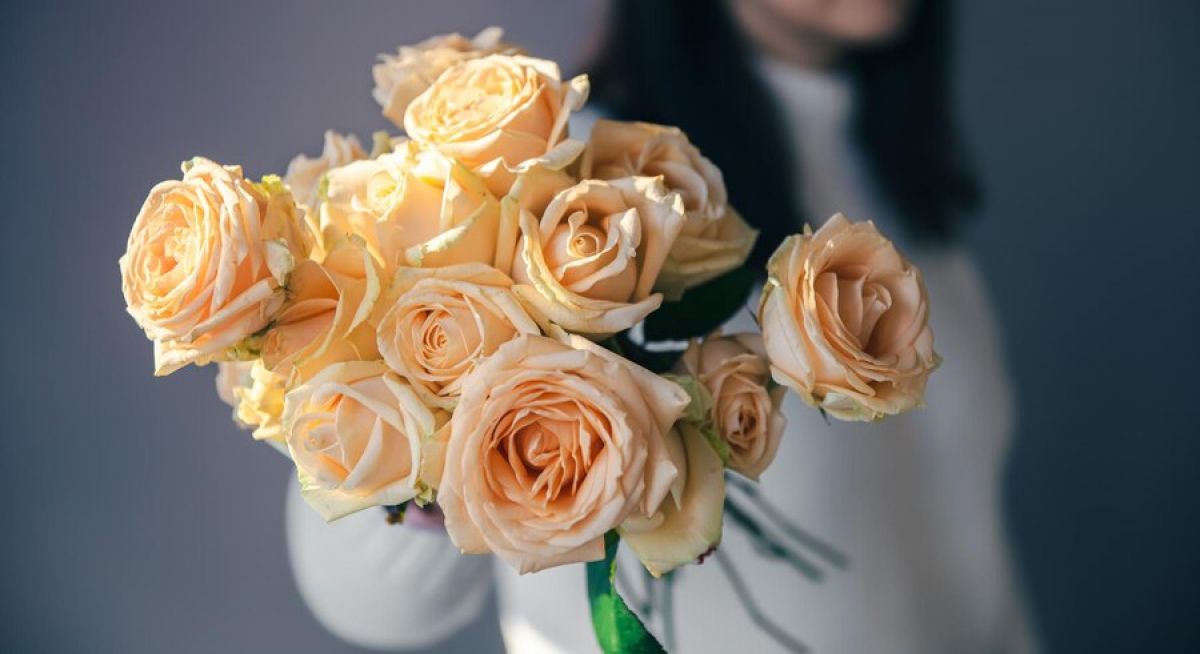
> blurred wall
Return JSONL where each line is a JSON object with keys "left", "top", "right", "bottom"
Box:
{"left": 0, "top": 1, "right": 1196, "bottom": 652}
{"left": 959, "top": 1, "right": 1200, "bottom": 651}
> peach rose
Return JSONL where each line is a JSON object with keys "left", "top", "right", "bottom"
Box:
{"left": 435, "top": 334, "right": 690, "bottom": 573}
{"left": 618, "top": 422, "right": 725, "bottom": 577}
{"left": 582, "top": 120, "right": 756, "bottom": 298}
{"left": 678, "top": 334, "right": 785, "bottom": 480}
{"left": 214, "top": 360, "right": 247, "bottom": 408}
{"left": 260, "top": 234, "right": 382, "bottom": 381}
{"left": 120, "top": 158, "right": 308, "bottom": 375}
{"left": 284, "top": 130, "right": 366, "bottom": 216}
{"left": 372, "top": 27, "right": 517, "bottom": 128}
{"left": 215, "top": 359, "right": 288, "bottom": 454}
{"left": 404, "top": 54, "right": 589, "bottom": 195}
{"left": 320, "top": 141, "right": 501, "bottom": 275}
{"left": 656, "top": 207, "right": 757, "bottom": 300}
{"left": 375, "top": 263, "right": 540, "bottom": 410}
{"left": 282, "top": 360, "right": 446, "bottom": 521}
{"left": 759, "top": 213, "right": 938, "bottom": 421}
{"left": 505, "top": 171, "right": 686, "bottom": 336}
{"left": 584, "top": 120, "right": 727, "bottom": 222}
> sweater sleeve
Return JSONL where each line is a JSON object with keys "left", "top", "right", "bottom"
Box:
{"left": 285, "top": 476, "right": 495, "bottom": 650}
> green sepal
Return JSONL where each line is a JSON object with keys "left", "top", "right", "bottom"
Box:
{"left": 661, "top": 374, "right": 730, "bottom": 466}
{"left": 587, "top": 532, "right": 667, "bottom": 654}
{"left": 316, "top": 173, "right": 331, "bottom": 207}
{"left": 370, "top": 130, "right": 397, "bottom": 158}
{"left": 661, "top": 374, "right": 713, "bottom": 424}
{"left": 256, "top": 174, "right": 288, "bottom": 198}
{"left": 412, "top": 482, "right": 436, "bottom": 507}
{"left": 226, "top": 322, "right": 271, "bottom": 361}
{"left": 698, "top": 422, "right": 732, "bottom": 466}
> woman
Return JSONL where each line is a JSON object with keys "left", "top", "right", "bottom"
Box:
{"left": 286, "top": 1, "right": 1038, "bottom": 651}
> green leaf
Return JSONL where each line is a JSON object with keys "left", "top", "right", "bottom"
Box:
{"left": 643, "top": 267, "right": 756, "bottom": 341}
{"left": 587, "top": 532, "right": 667, "bottom": 654}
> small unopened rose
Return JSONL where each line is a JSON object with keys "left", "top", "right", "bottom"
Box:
{"left": 284, "top": 130, "right": 366, "bottom": 217}
{"left": 375, "top": 263, "right": 539, "bottom": 410}
{"left": 372, "top": 27, "right": 517, "bottom": 128}
{"left": 320, "top": 141, "right": 501, "bottom": 275}
{"left": 679, "top": 334, "right": 785, "bottom": 480}
{"left": 282, "top": 360, "right": 446, "bottom": 521}
{"left": 582, "top": 120, "right": 756, "bottom": 298}
{"left": 505, "top": 171, "right": 686, "bottom": 336}
{"left": 215, "top": 360, "right": 288, "bottom": 454}
{"left": 260, "top": 234, "right": 382, "bottom": 381}
{"left": 435, "top": 334, "right": 690, "bottom": 573}
{"left": 404, "top": 54, "right": 589, "bottom": 195}
{"left": 759, "top": 213, "right": 938, "bottom": 421}
{"left": 120, "top": 158, "right": 308, "bottom": 375}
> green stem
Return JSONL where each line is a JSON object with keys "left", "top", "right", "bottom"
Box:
{"left": 726, "top": 475, "right": 848, "bottom": 570}
{"left": 714, "top": 549, "right": 810, "bottom": 653}
{"left": 724, "top": 497, "right": 824, "bottom": 581}
{"left": 586, "top": 532, "right": 666, "bottom": 654}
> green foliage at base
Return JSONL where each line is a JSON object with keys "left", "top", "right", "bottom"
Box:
{"left": 586, "top": 532, "right": 667, "bottom": 653}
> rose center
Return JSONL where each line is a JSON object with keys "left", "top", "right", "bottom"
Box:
{"left": 432, "top": 65, "right": 522, "bottom": 132}
{"left": 144, "top": 216, "right": 194, "bottom": 293}
{"left": 569, "top": 229, "right": 603, "bottom": 257}
{"left": 722, "top": 396, "right": 761, "bottom": 446}
{"left": 819, "top": 268, "right": 897, "bottom": 357}
{"left": 498, "top": 402, "right": 604, "bottom": 505}
{"left": 163, "top": 228, "right": 189, "bottom": 263}
{"left": 515, "top": 423, "right": 560, "bottom": 470}
{"left": 425, "top": 323, "right": 448, "bottom": 351}
{"left": 543, "top": 212, "right": 638, "bottom": 302}
{"left": 418, "top": 312, "right": 453, "bottom": 367}
{"left": 858, "top": 280, "right": 893, "bottom": 357}
{"left": 733, "top": 405, "right": 757, "bottom": 437}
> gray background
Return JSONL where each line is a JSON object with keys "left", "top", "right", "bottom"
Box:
{"left": 1, "top": 0, "right": 1197, "bottom": 652}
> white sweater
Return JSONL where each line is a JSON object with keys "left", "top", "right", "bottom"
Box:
{"left": 285, "top": 59, "right": 1038, "bottom": 654}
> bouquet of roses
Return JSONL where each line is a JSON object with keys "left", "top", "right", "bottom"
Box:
{"left": 119, "top": 27, "right": 938, "bottom": 653}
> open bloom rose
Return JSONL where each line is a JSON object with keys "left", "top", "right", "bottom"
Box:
{"left": 679, "top": 333, "right": 785, "bottom": 480}
{"left": 284, "top": 130, "right": 366, "bottom": 217}
{"left": 505, "top": 171, "right": 686, "bottom": 336}
{"left": 215, "top": 360, "right": 288, "bottom": 454}
{"left": 375, "top": 263, "right": 539, "bottom": 410}
{"left": 759, "top": 213, "right": 938, "bottom": 421}
{"left": 320, "top": 141, "right": 501, "bottom": 275}
{"left": 372, "top": 27, "right": 516, "bottom": 128}
{"left": 404, "top": 54, "right": 589, "bottom": 195}
{"left": 584, "top": 120, "right": 727, "bottom": 223}
{"left": 260, "top": 234, "right": 382, "bottom": 381}
{"left": 120, "top": 158, "right": 308, "bottom": 375}
{"left": 435, "top": 334, "right": 690, "bottom": 573}
{"left": 282, "top": 360, "right": 446, "bottom": 521}
{"left": 582, "top": 120, "right": 756, "bottom": 298}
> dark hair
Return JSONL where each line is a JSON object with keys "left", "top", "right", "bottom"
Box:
{"left": 589, "top": 0, "right": 979, "bottom": 266}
